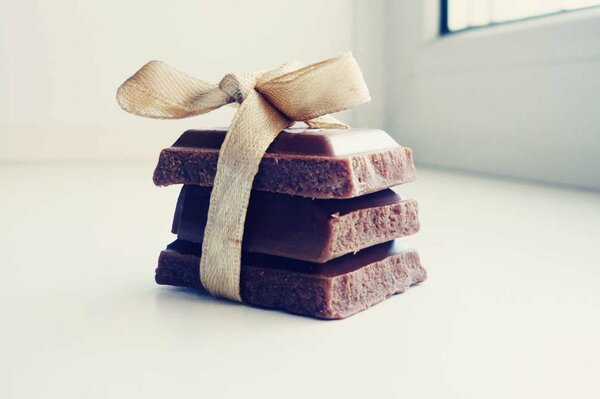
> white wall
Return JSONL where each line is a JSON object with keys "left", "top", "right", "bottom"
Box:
{"left": 382, "top": 2, "right": 600, "bottom": 190}
{"left": 0, "top": 0, "right": 358, "bottom": 161}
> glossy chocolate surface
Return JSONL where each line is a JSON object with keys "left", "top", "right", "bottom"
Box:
{"left": 173, "top": 128, "right": 400, "bottom": 157}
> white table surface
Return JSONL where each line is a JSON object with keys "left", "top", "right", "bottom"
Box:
{"left": 1, "top": 162, "right": 598, "bottom": 399}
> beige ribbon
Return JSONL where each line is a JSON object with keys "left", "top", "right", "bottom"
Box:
{"left": 117, "top": 53, "right": 370, "bottom": 301}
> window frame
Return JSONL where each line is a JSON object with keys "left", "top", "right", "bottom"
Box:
{"left": 439, "top": 0, "right": 600, "bottom": 35}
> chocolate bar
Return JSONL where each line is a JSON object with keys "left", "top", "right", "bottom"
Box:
{"left": 153, "top": 128, "right": 417, "bottom": 198}
{"left": 173, "top": 185, "right": 420, "bottom": 263}
{"left": 156, "top": 239, "right": 426, "bottom": 319}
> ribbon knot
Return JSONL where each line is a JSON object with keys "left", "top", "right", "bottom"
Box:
{"left": 219, "top": 73, "right": 257, "bottom": 104}
{"left": 117, "top": 53, "right": 370, "bottom": 301}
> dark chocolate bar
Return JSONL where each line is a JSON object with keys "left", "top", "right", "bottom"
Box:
{"left": 156, "top": 239, "right": 427, "bottom": 319}
{"left": 153, "top": 128, "right": 417, "bottom": 198}
{"left": 173, "top": 185, "right": 420, "bottom": 263}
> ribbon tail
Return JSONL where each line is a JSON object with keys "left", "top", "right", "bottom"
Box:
{"left": 199, "top": 90, "right": 290, "bottom": 301}
{"left": 305, "top": 115, "right": 349, "bottom": 129}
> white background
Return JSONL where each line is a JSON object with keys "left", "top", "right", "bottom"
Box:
{"left": 1, "top": 2, "right": 599, "bottom": 398}
{"left": 2, "top": 163, "right": 599, "bottom": 399}
{"left": 1, "top": 0, "right": 356, "bottom": 161}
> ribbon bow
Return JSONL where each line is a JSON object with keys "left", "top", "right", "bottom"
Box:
{"left": 117, "top": 53, "right": 370, "bottom": 301}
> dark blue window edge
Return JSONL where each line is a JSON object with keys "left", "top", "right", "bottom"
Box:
{"left": 439, "top": 0, "right": 600, "bottom": 35}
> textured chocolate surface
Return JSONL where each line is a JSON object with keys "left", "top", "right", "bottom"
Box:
{"left": 173, "top": 185, "right": 420, "bottom": 263}
{"left": 155, "top": 239, "right": 427, "bottom": 319}
{"left": 153, "top": 128, "right": 417, "bottom": 198}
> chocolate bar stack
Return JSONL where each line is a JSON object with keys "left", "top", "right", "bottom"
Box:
{"left": 154, "top": 128, "right": 426, "bottom": 319}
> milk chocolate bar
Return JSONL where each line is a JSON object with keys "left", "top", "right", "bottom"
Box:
{"left": 173, "top": 185, "right": 420, "bottom": 263}
{"left": 153, "top": 128, "right": 417, "bottom": 198}
{"left": 156, "top": 240, "right": 427, "bottom": 319}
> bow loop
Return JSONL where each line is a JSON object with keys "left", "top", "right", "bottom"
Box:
{"left": 256, "top": 52, "right": 370, "bottom": 121}
{"left": 116, "top": 60, "right": 230, "bottom": 119}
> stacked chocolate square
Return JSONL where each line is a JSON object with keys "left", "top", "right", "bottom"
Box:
{"left": 154, "top": 127, "right": 426, "bottom": 319}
